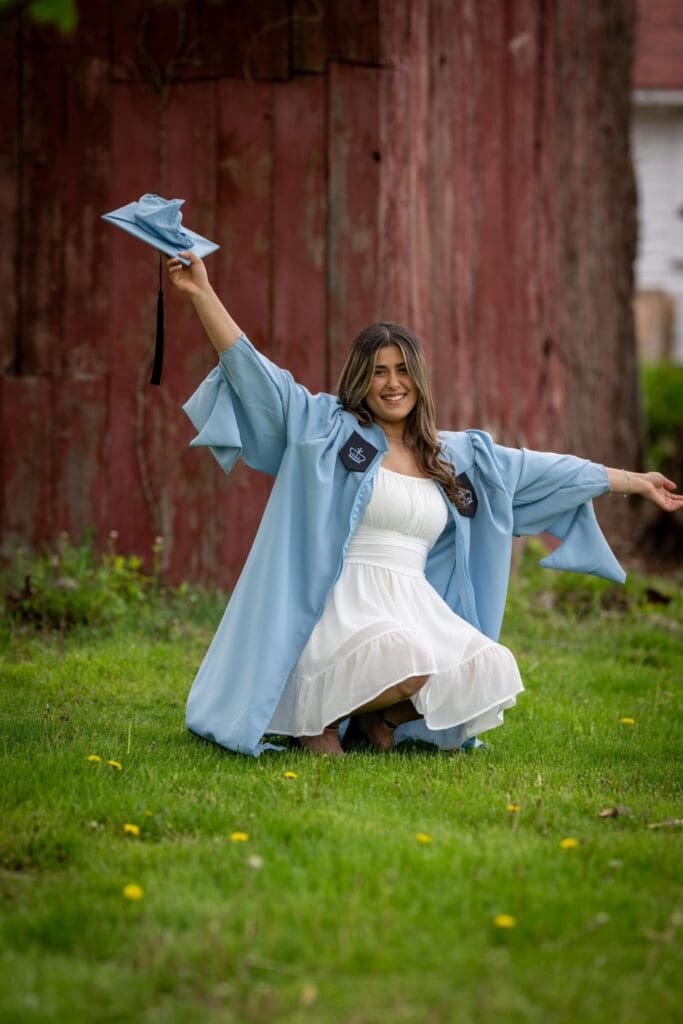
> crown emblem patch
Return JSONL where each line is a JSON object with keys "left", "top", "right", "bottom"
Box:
{"left": 340, "top": 431, "right": 378, "bottom": 472}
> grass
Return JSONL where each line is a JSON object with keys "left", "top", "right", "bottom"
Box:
{"left": 1, "top": 541, "right": 681, "bottom": 1023}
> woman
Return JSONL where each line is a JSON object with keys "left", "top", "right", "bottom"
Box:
{"left": 169, "top": 251, "right": 683, "bottom": 759}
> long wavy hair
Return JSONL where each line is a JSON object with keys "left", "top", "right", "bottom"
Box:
{"left": 336, "top": 322, "right": 467, "bottom": 509}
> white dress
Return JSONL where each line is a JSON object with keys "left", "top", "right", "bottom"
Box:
{"left": 267, "top": 466, "right": 524, "bottom": 740}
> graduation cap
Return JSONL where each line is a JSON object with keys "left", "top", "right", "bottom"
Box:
{"left": 102, "top": 193, "right": 220, "bottom": 385}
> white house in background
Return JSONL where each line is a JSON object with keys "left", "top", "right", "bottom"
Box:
{"left": 631, "top": 1, "right": 683, "bottom": 363}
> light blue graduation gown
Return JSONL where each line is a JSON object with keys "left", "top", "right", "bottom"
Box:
{"left": 182, "top": 333, "right": 626, "bottom": 757}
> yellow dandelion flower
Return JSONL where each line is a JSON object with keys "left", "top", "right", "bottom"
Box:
{"left": 415, "top": 832, "right": 432, "bottom": 844}
{"left": 299, "top": 983, "right": 318, "bottom": 1006}
{"left": 494, "top": 914, "right": 517, "bottom": 929}
{"left": 107, "top": 760, "right": 123, "bottom": 771}
{"left": 122, "top": 884, "right": 144, "bottom": 900}
{"left": 230, "top": 831, "right": 249, "bottom": 842}
{"left": 86, "top": 754, "right": 101, "bottom": 763}
{"left": 620, "top": 717, "right": 636, "bottom": 725}
{"left": 145, "top": 810, "right": 154, "bottom": 817}
{"left": 507, "top": 803, "right": 520, "bottom": 812}
{"left": 283, "top": 771, "right": 298, "bottom": 779}
{"left": 123, "top": 823, "right": 140, "bottom": 837}
{"left": 560, "top": 837, "right": 579, "bottom": 849}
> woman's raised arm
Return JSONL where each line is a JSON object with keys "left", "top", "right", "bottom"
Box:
{"left": 167, "top": 251, "right": 241, "bottom": 353}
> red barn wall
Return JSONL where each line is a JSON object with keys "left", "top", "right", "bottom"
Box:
{"left": 0, "top": 0, "right": 640, "bottom": 587}
{"left": 634, "top": 0, "right": 683, "bottom": 88}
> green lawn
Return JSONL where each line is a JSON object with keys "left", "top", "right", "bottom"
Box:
{"left": 1, "top": 546, "right": 681, "bottom": 1023}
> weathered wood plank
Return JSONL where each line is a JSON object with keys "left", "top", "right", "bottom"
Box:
{"left": 18, "top": 19, "right": 70, "bottom": 375}
{"left": 0, "top": 27, "right": 18, "bottom": 375}
{"left": 426, "top": 0, "right": 459, "bottom": 427}
{"left": 163, "top": 80, "right": 219, "bottom": 585}
{"left": 290, "top": 0, "right": 327, "bottom": 73}
{"left": 472, "top": 7, "right": 508, "bottom": 439}
{"left": 449, "top": 0, "right": 481, "bottom": 430}
{"left": 377, "top": 1, "right": 412, "bottom": 329}
{"left": 107, "top": 81, "right": 162, "bottom": 562}
{"left": 634, "top": 0, "right": 683, "bottom": 89}
{"left": 0, "top": 377, "right": 52, "bottom": 555}
{"left": 211, "top": 79, "right": 275, "bottom": 587}
{"left": 62, "top": 1, "right": 111, "bottom": 377}
{"left": 51, "top": 376, "right": 108, "bottom": 542}
{"left": 328, "top": 0, "right": 381, "bottom": 65}
{"left": 327, "top": 62, "right": 382, "bottom": 387}
{"left": 111, "top": 0, "right": 289, "bottom": 84}
{"left": 501, "top": 0, "right": 540, "bottom": 445}
{"left": 406, "top": 0, "right": 432, "bottom": 353}
{"left": 272, "top": 76, "right": 326, "bottom": 390}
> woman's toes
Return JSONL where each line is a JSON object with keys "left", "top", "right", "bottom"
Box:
{"left": 296, "top": 730, "right": 345, "bottom": 756}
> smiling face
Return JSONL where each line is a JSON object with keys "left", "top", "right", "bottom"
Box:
{"left": 363, "top": 344, "right": 419, "bottom": 432}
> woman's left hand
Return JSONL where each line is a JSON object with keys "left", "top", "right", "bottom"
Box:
{"left": 638, "top": 471, "right": 683, "bottom": 512}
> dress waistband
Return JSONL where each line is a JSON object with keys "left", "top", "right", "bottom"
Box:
{"left": 345, "top": 525, "right": 429, "bottom": 577}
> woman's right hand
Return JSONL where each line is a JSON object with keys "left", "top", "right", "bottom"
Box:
{"left": 167, "top": 250, "right": 210, "bottom": 297}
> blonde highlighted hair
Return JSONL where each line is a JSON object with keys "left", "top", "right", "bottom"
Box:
{"left": 336, "top": 322, "right": 467, "bottom": 509}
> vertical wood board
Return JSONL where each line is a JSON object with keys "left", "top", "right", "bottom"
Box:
{"left": 164, "top": 79, "right": 219, "bottom": 585}
{"left": 108, "top": 81, "right": 162, "bottom": 561}
{"left": 0, "top": 377, "right": 52, "bottom": 553}
{"left": 50, "top": 376, "right": 108, "bottom": 542}
{"left": 213, "top": 79, "right": 276, "bottom": 586}
{"left": 110, "top": 0, "right": 290, "bottom": 83}
{"left": 62, "top": 1, "right": 111, "bottom": 378}
{"left": 0, "top": 28, "right": 18, "bottom": 374}
{"left": 18, "top": 20, "right": 70, "bottom": 375}
{"left": 327, "top": 62, "right": 382, "bottom": 386}
{"left": 272, "top": 77, "right": 327, "bottom": 390}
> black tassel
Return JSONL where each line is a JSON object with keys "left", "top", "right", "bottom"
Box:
{"left": 151, "top": 254, "right": 164, "bottom": 385}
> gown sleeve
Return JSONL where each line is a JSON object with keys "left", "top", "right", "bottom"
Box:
{"left": 467, "top": 429, "right": 627, "bottom": 583}
{"left": 182, "top": 332, "right": 339, "bottom": 476}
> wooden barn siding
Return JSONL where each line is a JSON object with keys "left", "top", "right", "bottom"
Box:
{"left": 0, "top": 0, "right": 639, "bottom": 586}
{"left": 634, "top": 0, "right": 683, "bottom": 89}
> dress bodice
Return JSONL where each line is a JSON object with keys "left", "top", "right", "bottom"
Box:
{"left": 345, "top": 467, "right": 449, "bottom": 577}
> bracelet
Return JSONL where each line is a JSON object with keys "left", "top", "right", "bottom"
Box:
{"left": 622, "top": 469, "right": 632, "bottom": 497}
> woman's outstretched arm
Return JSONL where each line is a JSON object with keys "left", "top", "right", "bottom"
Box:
{"left": 167, "top": 251, "right": 241, "bottom": 353}
{"left": 605, "top": 468, "right": 683, "bottom": 513}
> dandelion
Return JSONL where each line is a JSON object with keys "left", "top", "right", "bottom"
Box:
{"left": 494, "top": 914, "right": 517, "bottom": 929}
{"left": 506, "top": 803, "right": 520, "bottom": 812}
{"left": 122, "top": 884, "right": 143, "bottom": 900}
{"left": 86, "top": 754, "right": 101, "bottom": 763}
{"left": 145, "top": 810, "right": 154, "bottom": 817}
{"left": 299, "top": 984, "right": 318, "bottom": 1006}
{"left": 247, "top": 855, "right": 264, "bottom": 870}
{"left": 107, "top": 760, "right": 123, "bottom": 771}
{"left": 283, "top": 771, "right": 298, "bottom": 779}
{"left": 415, "top": 832, "right": 432, "bottom": 844}
{"left": 560, "top": 837, "right": 579, "bottom": 849}
{"left": 230, "top": 831, "right": 249, "bottom": 842}
{"left": 123, "top": 823, "right": 140, "bottom": 837}
{"left": 620, "top": 717, "right": 636, "bottom": 726}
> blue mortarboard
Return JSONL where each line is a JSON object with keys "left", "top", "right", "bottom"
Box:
{"left": 102, "top": 194, "right": 220, "bottom": 384}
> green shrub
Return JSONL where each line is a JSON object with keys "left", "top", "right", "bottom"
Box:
{"left": 0, "top": 532, "right": 221, "bottom": 633}
{"left": 640, "top": 361, "right": 683, "bottom": 471}
{"left": 1, "top": 532, "right": 147, "bottom": 630}
{"left": 509, "top": 537, "right": 681, "bottom": 619}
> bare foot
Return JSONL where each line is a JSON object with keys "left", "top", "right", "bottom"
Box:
{"left": 296, "top": 726, "right": 345, "bottom": 757}
{"left": 355, "top": 711, "right": 395, "bottom": 752}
